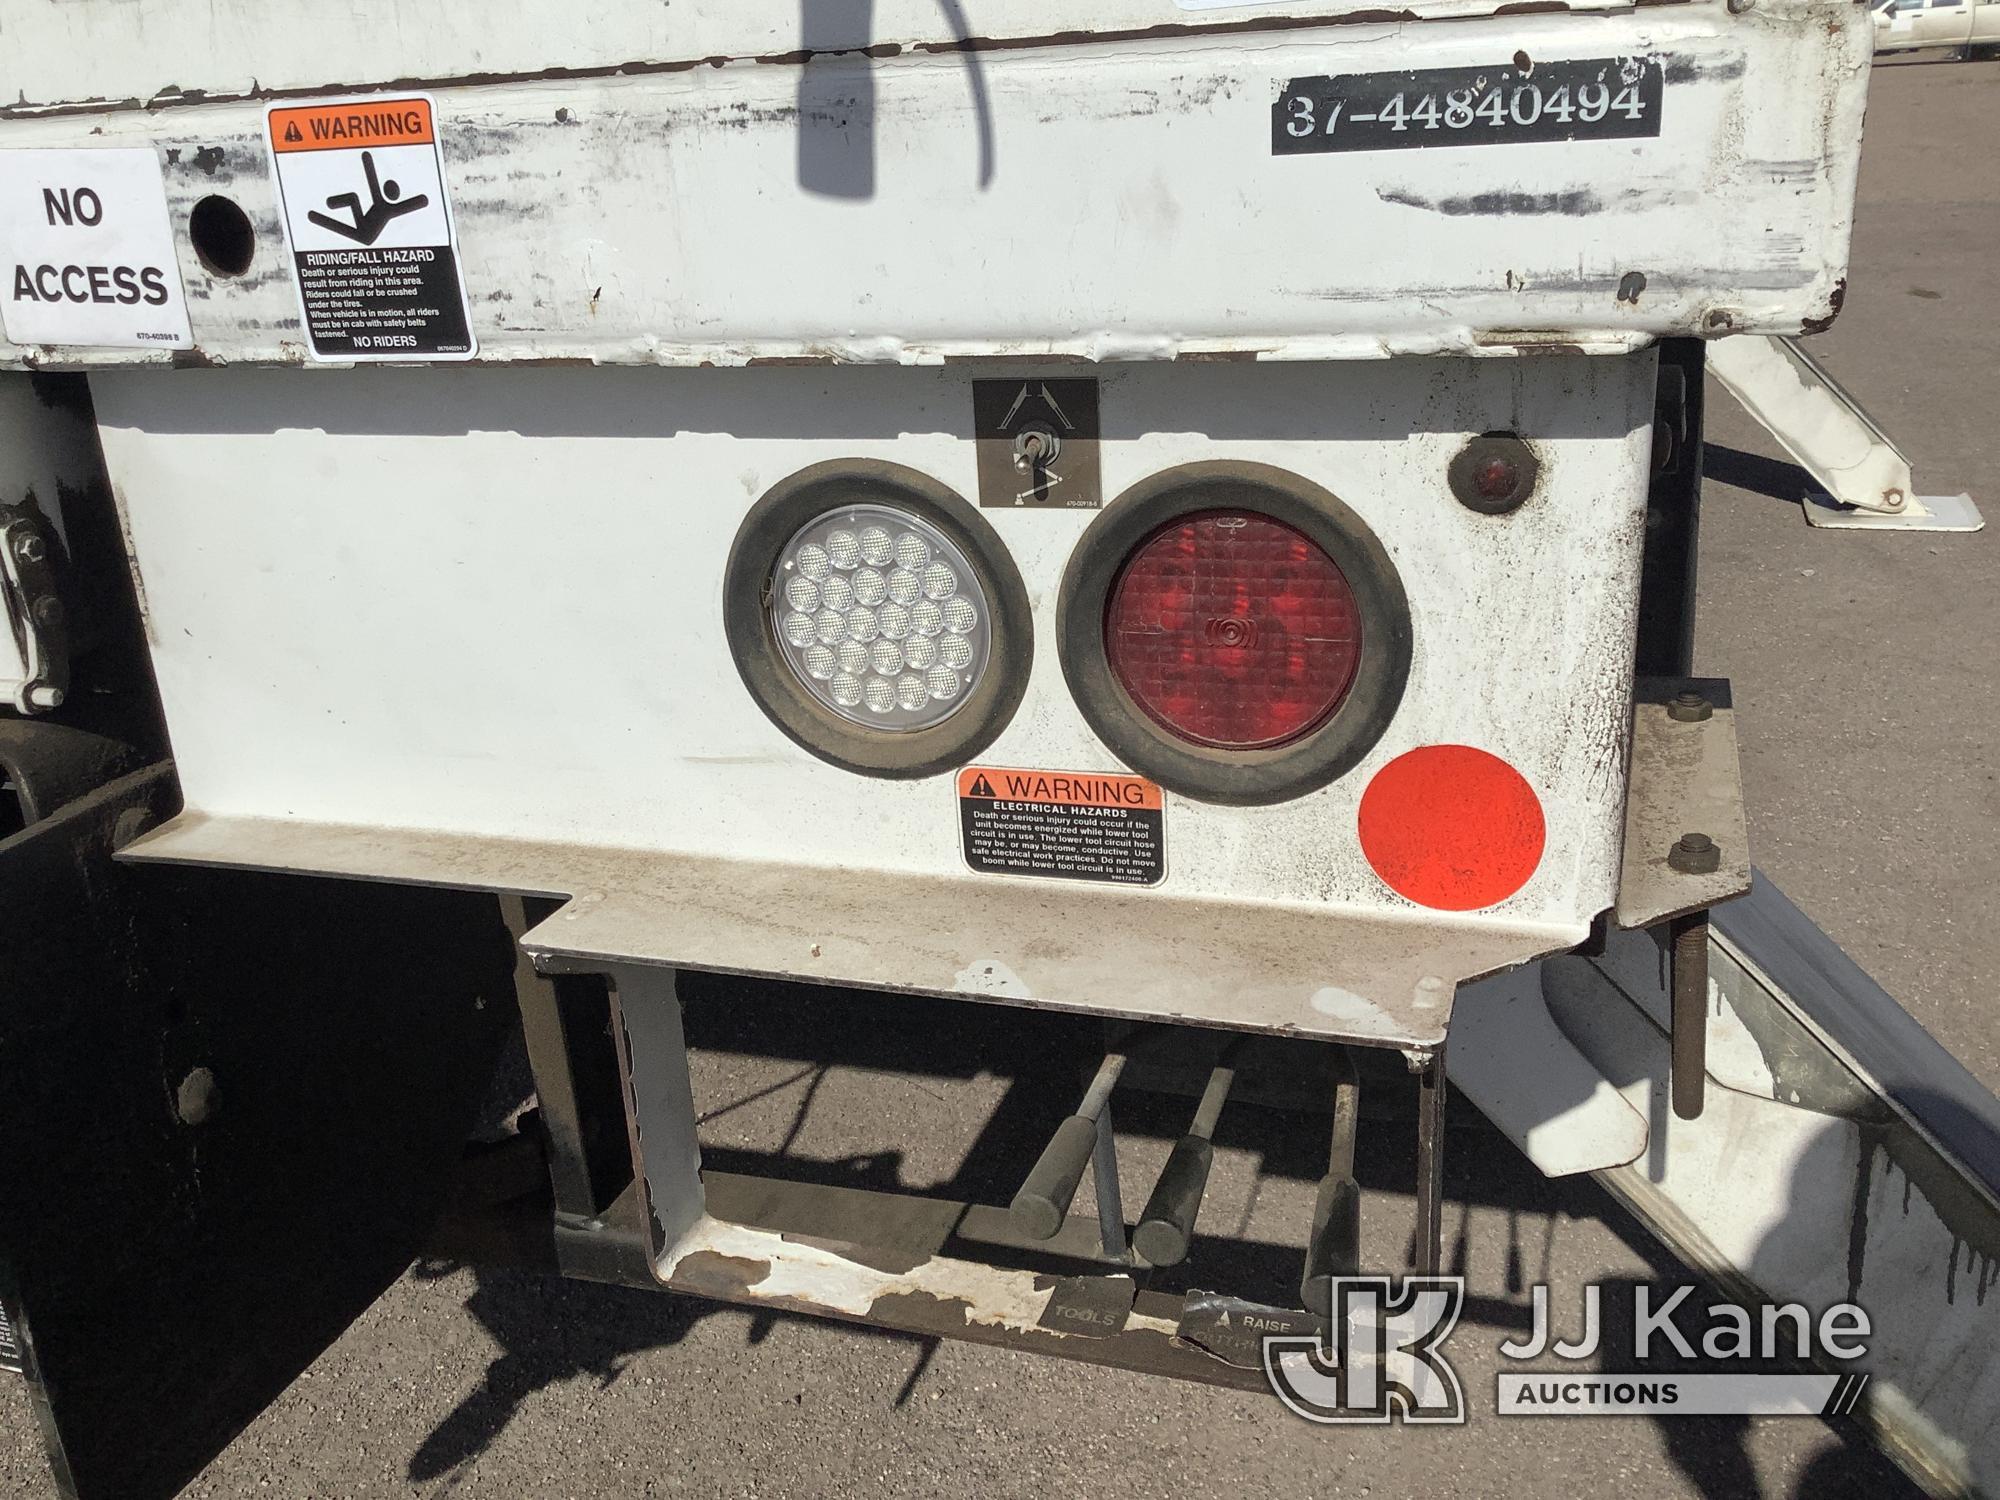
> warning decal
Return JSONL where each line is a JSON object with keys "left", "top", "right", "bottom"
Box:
{"left": 264, "top": 96, "right": 475, "bottom": 361}
{"left": 957, "top": 767, "right": 1165, "bottom": 887}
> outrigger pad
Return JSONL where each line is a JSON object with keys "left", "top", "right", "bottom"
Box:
{"left": 0, "top": 763, "right": 515, "bottom": 1500}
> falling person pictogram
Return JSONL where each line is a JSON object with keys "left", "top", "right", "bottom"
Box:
{"left": 307, "top": 150, "right": 429, "bottom": 246}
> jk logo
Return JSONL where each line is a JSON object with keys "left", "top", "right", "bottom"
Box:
{"left": 1263, "top": 1277, "right": 1466, "bottom": 1424}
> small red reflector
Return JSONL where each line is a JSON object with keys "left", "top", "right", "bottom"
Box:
{"left": 1357, "top": 746, "right": 1545, "bottom": 911}
{"left": 1473, "top": 456, "right": 1520, "bottom": 499}
{"left": 1104, "top": 511, "right": 1362, "bottom": 750}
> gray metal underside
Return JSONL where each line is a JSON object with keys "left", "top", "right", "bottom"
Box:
{"left": 120, "top": 811, "right": 1592, "bottom": 1049}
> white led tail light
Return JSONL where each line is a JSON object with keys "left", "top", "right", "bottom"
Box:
{"left": 771, "top": 504, "right": 992, "bottom": 732}
{"left": 725, "top": 461, "right": 1033, "bottom": 779}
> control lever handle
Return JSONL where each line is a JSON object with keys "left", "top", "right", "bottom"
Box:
{"left": 1132, "top": 1135, "right": 1214, "bottom": 1266}
{"left": 1010, "top": 1051, "right": 1127, "bottom": 1241}
{"left": 1301, "top": 1060, "right": 1362, "bottom": 1316}
{"left": 1011, "top": 1115, "right": 1100, "bottom": 1240}
{"left": 1132, "top": 1041, "right": 1243, "bottom": 1267}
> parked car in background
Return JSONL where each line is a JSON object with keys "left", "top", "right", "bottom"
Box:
{"left": 1873, "top": 0, "right": 2000, "bottom": 55}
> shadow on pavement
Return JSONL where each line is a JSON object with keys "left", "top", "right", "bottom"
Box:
{"left": 404, "top": 1261, "right": 938, "bottom": 1484}
{"left": 1704, "top": 443, "right": 1817, "bottom": 505}
{"left": 412, "top": 981, "right": 1930, "bottom": 1499}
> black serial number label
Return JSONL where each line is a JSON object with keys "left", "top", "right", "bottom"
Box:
{"left": 1273, "top": 57, "right": 1665, "bottom": 155}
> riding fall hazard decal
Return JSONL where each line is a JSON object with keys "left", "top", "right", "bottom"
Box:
{"left": 265, "top": 95, "right": 476, "bottom": 361}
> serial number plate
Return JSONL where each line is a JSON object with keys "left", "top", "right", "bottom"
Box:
{"left": 1273, "top": 57, "right": 1665, "bottom": 155}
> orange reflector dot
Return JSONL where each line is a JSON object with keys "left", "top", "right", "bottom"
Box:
{"left": 1357, "top": 746, "right": 1545, "bottom": 912}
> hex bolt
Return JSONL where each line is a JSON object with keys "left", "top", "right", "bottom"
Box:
{"left": 1669, "top": 832, "right": 1721, "bottom": 874}
{"left": 13, "top": 532, "right": 45, "bottom": 564}
{"left": 1667, "top": 690, "right": 1713, "bottom": 723}
{"left": 1727, "top": 0, "right": 1754, "bottom": 12}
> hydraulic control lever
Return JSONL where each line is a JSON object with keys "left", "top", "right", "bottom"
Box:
{"left": 1301, "top": 1051, "right": 1362, "bottom": 1316}
{"left": 1132, "top": 1039, "right": 1246, "bottom": 1267}
{"left": 1011, "top": 1050, "right": 1128, "bottom": 1253}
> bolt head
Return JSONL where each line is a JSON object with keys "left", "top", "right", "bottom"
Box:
{"left": 1667, "top": 690, "right": 1714, "bottom": 723}
{"left": 1669, "top": 832, "right": 1722, "bottom": 874}
{"left": 13, "top": 533, "right": 45, "bottom": 564}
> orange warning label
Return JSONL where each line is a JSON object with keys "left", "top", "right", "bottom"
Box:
{"left": 958, "top": 767, "right": 1165, "bottom": 885}
{"left": 958, "top": 767, "right": 1162, "bottom": 810}
{"left": 270, "top": 99, "right": 435, "bottom": 153}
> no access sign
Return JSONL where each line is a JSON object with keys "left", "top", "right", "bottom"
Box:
{"left": 265, "top": 95, "right": 477, "bottom": 361}
{"left": 0, "top": 148, "right": 193, "bottom": 350}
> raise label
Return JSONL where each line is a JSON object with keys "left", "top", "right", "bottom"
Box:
{"left": 0, "top": 148, "right": 192, "bottom": 349}
{"left": 957, "top": 767, "right": 1165, "bottom": 887}
{"left": 265, "top": 96, "right": 476, "bottom": 361}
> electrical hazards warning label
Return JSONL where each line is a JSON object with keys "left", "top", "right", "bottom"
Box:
{"left": 265, "top": 97, "right": 475, "bottom": 361}
{"left": 958, "top": 768, "right": 1165, "bottom": 887}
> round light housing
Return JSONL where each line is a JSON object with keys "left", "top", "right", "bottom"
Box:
{"left": 725, "top": 461, "right": 1033, "bottom": 779}
{"left": 1058, "top": 462, "right": 1411, "bottom": 806}
{"left": 770, "top": 504, "right": 991, "bottom": 731}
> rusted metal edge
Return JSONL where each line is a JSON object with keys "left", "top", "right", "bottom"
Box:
{"left": 0, "top": 0, "right": 1682, "bottom": 121}
{"left": 2, "top": 333, "right": 1662, "bottom": 376}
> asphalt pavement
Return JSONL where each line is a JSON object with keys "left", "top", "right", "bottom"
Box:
{"left": 3, "top": 48, "right": 1995, "bottom": 1500}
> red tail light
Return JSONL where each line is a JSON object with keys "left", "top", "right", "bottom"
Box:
{"left": 1059, "top": 463, "right": 1409, "bottom": 806}
{"left": 1104, "top": 511, "right": 1362, "bottom": 750}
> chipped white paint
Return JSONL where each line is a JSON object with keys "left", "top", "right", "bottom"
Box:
{"left": 956, "top": 960, "right": 1032, "bottom": 1001}
{"left": 0, "top": 3, "right": 1869, "bottom": 368}
{"left": 1308, "top": 986, "right": 1403, "bottom": 1037}
{"left": 659, "top": 1215, "right": 1182, "bottom": 1339}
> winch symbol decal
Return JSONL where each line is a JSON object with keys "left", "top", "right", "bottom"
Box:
{"left": 972, "top": 378, "right": 1103, "bottom": 510}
